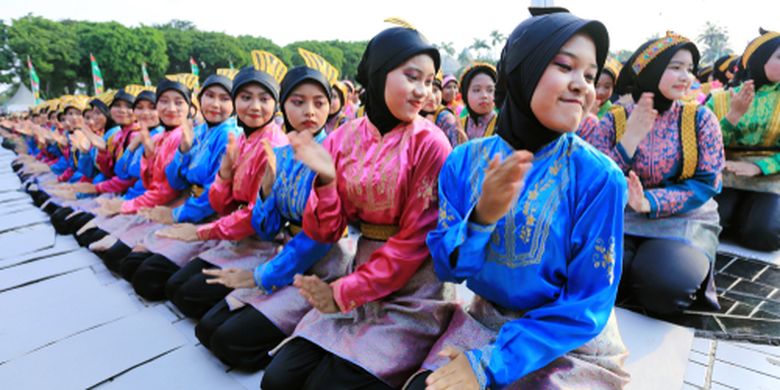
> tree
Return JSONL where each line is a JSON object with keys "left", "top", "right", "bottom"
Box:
{"left": 611, "top": 49, "right": 633, "bottom": 64}
{"left": 489, "top": 30, "right": 505, "bottom": 49}
{"left": 436, "top": 41, "right": 456, "bottom": 58}
{"left": 284, "top": 41, "right": 344, "bottom": 78}
{"left": 6, "top": 15, "right": 80, "bottom": 96}
{"left": 155, "top": 21, "right": 196, "bottom": 74}
{"left": 72, "top": 21, "right": 168, "bottom": 90}
{"left": 697, "top": 21, "right": 733, "bottom": 64}
{"left": 470, "top": 38, "right": 490, "bottom": 60}
{"left": 189, "top": 31, "right": 246, "bottom": 77}
{"left": 234, "top": 35, "right": 285, "bottom": 69}
{"left": 0, "top": 20, "right": 16, "bottom": 85}
{"left": 322, "top": 40, "right": 367, "bottom": 81}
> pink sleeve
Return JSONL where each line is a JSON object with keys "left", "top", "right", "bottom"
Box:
{"left": 581, "top": 111, "right": 632, "bottom": 171}
{"left": 302, "top": 136, "right": 348, "bottom": 243}
{"left": 120, "top": 134, "right": 181, "bottom": 214}
{"left": 95, "top": 149, "right": 114, "bottom": 177}
{"left": 207, "top": 173, "right": 236, "bottom": 215}
{"left": 95, "top": 177, "right": 134, "bottom": 193}
{"left": 331, "top": 134, "right": 451, "bottom": 312}
{"left": 196, "top": 204, "right": 255, "bottom": 240}
{"left": 57, "top": 167, "right": 75, "bottom": 182}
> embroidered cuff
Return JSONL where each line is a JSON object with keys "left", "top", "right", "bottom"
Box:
{"left": 465, "top": 348, "right": 490, "bottom": 390}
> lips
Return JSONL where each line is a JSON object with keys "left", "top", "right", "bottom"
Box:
{"left": 560, "top": 98, "right": 583, "bottom": 107}
{"left": 302, "top": 120, "right": 317, "bottom": 127}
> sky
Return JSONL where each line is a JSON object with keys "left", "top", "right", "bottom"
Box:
{"left": 0, "top": 0, "right": 776, "bottom": 59}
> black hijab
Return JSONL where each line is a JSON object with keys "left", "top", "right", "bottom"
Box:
{"left": 616, "top": 34, "right": 699, "bottom": 114}
{"left": 356, "top": 27, "right": 441, "bottom": 134}
{"left": 745, "top": 32, "right": 780, "bottom": 90}
{"left": 713, "top": 54, "right": 736, "bottom": 86}
{"left": 279, "top": 66, "right": 332, "bottom": 133}
{"left": 198, "top": 74, "right": 234, "bottom": 128}
{"left": 460, "top": 64, "right": 497, "bottom": 122}
{"left": 156, "top": 79, "right": 193, "bottom": 131}
{"left": 231, "top": 66, "right": 280, "bottom": 135}
{"left": 495, "top": 12, "right": 608, "bottom": 152}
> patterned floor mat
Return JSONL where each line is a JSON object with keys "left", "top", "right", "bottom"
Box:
{"left": 618, "top": 252, "right": 780, "bottom": 345}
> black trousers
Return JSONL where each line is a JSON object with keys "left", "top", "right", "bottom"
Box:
{"left": 119, "top": 251, "right": 153, "bottom": 282}
{"left": 166, "top": 258, "right": 231, "bottom": 319}
{"left": 131, "top": 253, "right": 180, "bottom": 301}
{"left": 75, "top": 228, "right": 108, "bottom": 247}
{"left": 51, "top": 209, "right": 94, "bottom": 236}
{"left": 30, "top": 190, "right": 49, "bottom": 208}
{"left": 99, "top": 241, "right": 132, "bottom": 273}
{"left": 405, "top": 371, "right": 431, "bottom": 390}
{"left": 717, "top": 188, "right": 780, "bottom": 251}
{"left": 195, "top": 300, "right": 286, "bottom": 371}
{"left": 620, "top": 235, "right": 711, "bottom": 315}
{"left": 50, "top": 206, "right": 75, "bottom": 234}
{"left": 262, "top": 338, "right": 392, "bottom": 390}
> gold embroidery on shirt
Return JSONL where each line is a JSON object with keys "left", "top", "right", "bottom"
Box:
{"left": 479, "top": 139, "right": 570, "bottom": 268}
{"left": 593, "top": 236, "right": 617, "bottom": 284}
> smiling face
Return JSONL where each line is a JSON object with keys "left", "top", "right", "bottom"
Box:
{"left": 384, "top": 54, "right": 436, "bottom": 123}
{"left": 199, "top": 85, "right": 233, "bottom": 124}
{"left": 156, "top": 90, "right": 189, "bottom": 128}
{"left": 109, "top": 100, "right": 133, "bottom": 126}
{"left": 530, "top": 33, "right": 598, "bottom": 133}
{"left": 235, "top": 84, "right": 276, "bottom": 129}
{"left": 284, "top": 82, "right": 330, "bottom": 135}
{"left": 133, "top": 100, "right": 159, "bottom": 129}
{"left": 64, "top": 107, "right": 84, "bottom": 129}
{"left": 658, "top": 49, "right": 694, "bottom": 101}
{"left": 594, "top": 72, "right": 615, "bottom": 108}
{"left": 86, "top": 107, "right": 108, "bottom": 133}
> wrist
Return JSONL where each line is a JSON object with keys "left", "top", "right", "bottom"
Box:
{"left": 725, "top": 111, "right": 742, "bottom": 126}
{"left": 472, "top": 201, "right": 497, "bottom": 225}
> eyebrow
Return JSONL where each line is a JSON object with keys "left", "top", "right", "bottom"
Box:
{"left": 559, "top": 50, "right": 598, "bottom": 69}
{"left": 668, "top": 60, "right": 693, "bottom": 66}
{"left": 404, "top": 65, "right": 435, "bottom": 77}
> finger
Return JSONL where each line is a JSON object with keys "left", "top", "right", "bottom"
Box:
{"left": 439, "top": 346, "right": 461, "bottom": 360}
{"left": 205, "top": 277, "right": 224, "bottom": 285}
{"left": 202, "top": 268, "right": 222, "bottom": 276}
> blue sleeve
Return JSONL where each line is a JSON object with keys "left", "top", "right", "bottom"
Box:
{"left": 114, "top": 147, "right": 134, "bottom": 180}
{"left": 253, "top": 233, "right": 333, "bottom": 294}
{"left": 92, "top": 172, "right": 107, "bottom": 184}
{"left": 165, "top": 149, "right": 192, "bottom": 191}
{"left": 251, "top": 189, "right": 284, "bottom": 241}
{"left": 464, "top": 169, "right": 626, "bottom": 389}
{"left": 68, "top": 171, "right": 83, "bottom": 183}
{"left": 426, "top": 150, "right": 497, "bottom": 283}
{"left": 76, "top": 149, "right": 97, "bottom": 179}
{"left": 172, "top": 182, "right": 216, "bottom": 223}
{"left": 50, "top": 156, "right": 69, "bottom": 174}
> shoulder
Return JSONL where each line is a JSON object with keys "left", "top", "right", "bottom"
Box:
{"left": 567, "top": 134, "right": 625, "bottom": 187}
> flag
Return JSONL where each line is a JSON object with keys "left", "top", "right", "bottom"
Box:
{"left": 189, "top": 56, "right": 200, "bottom": 88}
{"left": 142, "top": 62, "right": 152, "bottom": 87}
{"left": 27, "top": 56, "right": 42, "bottom": 104}
{"left": 90, "top": 53, "right": 105, "bottom": 95}
{"left": 189, "top": 56, "right": 200, "bottom": 76}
